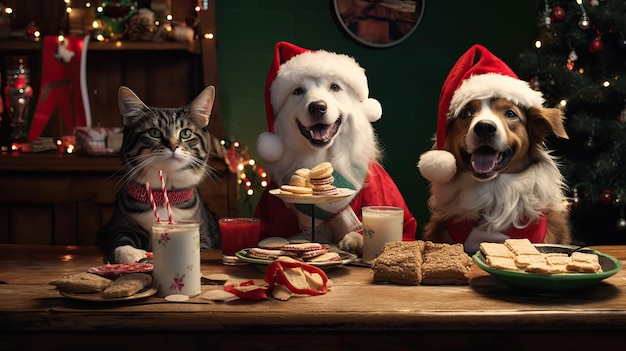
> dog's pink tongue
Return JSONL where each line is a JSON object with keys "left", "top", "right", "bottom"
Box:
{"left": 309, "top": 125, "right": 331, "bottom": 142}
{"left": 471, "top": 148, "right": 497, "bottom": 174}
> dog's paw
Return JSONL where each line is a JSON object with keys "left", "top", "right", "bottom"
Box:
{"left": 115, "top": 245, "right": 147, "bottom": 264}
{"left": 417, "top": 150, "right": 457, "bottom": 183}
{"left": 338, "top": 231, "right": 363, "bottom": 256}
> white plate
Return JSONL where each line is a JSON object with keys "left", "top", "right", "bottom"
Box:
{"left": 269, "top": 188, "right": 356, "bottom": 204}
{"left": 59, "top": 287, "right": 157, "bottom": 302}
{"left": 235, "top": 248, "right": 357, "bottom": 272}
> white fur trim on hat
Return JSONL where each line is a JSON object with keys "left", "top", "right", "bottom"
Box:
{"left": 417, "top": 149, "right": 457, "bottom": 184}
{"left": 270, "top": 50, "right": 370, "bottom": 115}
{"left": 256, "top": 131, "right": 284, "bottom": 162}
{"left": 448, "top": 73, "right": 545, "bottom": 119}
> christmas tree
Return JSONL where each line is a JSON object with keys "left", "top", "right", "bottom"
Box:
{"left": 516, "top": 0, "right": 626, "bottom": 245}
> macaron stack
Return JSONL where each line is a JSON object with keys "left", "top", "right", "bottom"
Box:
{"left": 279, "top": 161, "right": 339, "bottom": 196}
{"left": 309, "top": 162, "right": 339, "bottom": 196}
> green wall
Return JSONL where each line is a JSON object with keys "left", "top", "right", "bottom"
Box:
{"left": 215, "top": 0, "right": 538, "bottom": 238}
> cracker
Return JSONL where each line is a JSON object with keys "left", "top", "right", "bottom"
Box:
{"left": 480, "top": 242, "right": 514, "bottom": 258}
{"left": 566, "top": 261, "right": 602, "bottom": 273}
{"left": 514, "top": 254, "right": 546, "bottom": 269}
{"left": 504, "top": 238, "right": 541, "bottom": 255}
{"left": 486, "top": 256, "right": 519, "bottom": 271}
{"left": 545, "top": 255, "right": 571, "bottom": 266}
{"left": 525, "top": 261, "right": 567, "bottom": 274}
{"left": 570, "top": 252, "right": 599, "bottom": 264}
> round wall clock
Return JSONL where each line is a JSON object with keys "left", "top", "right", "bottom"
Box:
{"left": 333, "top": 0, "right": 425, "bottom": 48}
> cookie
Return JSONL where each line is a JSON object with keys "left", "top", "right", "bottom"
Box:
{"left": 280, "top": 185, "right": 313, "bottom": 195}
{"left": 294, "top": 168, "right": 311, "bottom": 178}
{"left": 309, "top": 162, "right": 333, "bottom": 179}
{"left": 50, "top": 272, "right": 113, "bottom": 293}
{"left": 258, "top": 236, "right": 290, "bottom": 249}
{"left": 312, "top": 185, "right": 339, "bottom": 196}
{"left": 309, "top": 175, "right": 334, "bottom": 186}
{"left": 103, "top": 272, "right": 153, "bottom": 298}
{"left": 289, "top": 174, "right": 307, "bottom": 187}
{"left": 307, "top": 252, "right": 341, "bottom": 262}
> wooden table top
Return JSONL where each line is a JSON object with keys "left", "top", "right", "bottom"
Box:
{"left": 1, "top": 244, "right": 626, "bottom": 349}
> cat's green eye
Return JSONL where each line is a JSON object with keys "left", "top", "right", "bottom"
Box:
{"left": 180, "top": 129, "right": 193, "bottom": 140}
{"left": 148, "top": 128, "right": 162, "bottom": 138}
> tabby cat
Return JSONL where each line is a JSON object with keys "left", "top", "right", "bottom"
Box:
{"left": 98, "top": 86, "right": 220, "bottom": 264}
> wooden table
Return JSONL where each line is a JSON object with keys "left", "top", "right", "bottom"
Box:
{"left": 1, "top": 244, "right": 626, "bottom": 350}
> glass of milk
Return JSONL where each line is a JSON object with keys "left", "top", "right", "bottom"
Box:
{"left": 361, "top": 206, "right": 404, "bottom": 263}
{"left": 151, "top": 221, "right": 201, "bottom": 297}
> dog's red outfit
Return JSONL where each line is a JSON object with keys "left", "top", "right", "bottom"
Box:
{"left": 255, "top": 162, "right": 416, "bottom": 241}
{"left": 446, "top": 214, "right": 547, "bottom": 244}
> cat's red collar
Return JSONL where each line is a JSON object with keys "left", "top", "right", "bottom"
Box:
{"left": 126, "top": 181, "right": 195, "bottom": 205}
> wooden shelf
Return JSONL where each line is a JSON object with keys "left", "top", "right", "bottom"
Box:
{"left": 0, "top": 152, "right": 227, "bottom": 173}
{"left": 0, "top": 39, "right": 200, "bottom": 53}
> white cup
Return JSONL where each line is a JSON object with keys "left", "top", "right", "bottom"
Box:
{"left": 361, "top": 206, "right": 404, "bottom": 263}
{"left": 151, "top": 221, "right": 201, "bottom": 297}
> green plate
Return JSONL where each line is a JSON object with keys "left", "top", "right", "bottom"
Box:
{"left": 235, "top": 247, "right": 357, "bottom": 272}
{"left": 472, "top": 244, "right": 622, "bottom": 294}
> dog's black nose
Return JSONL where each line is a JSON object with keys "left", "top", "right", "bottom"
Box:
{"left": 474, "top": 121, "right": 497, "bottom": 139}
{"left": 308, "top": 101, "right": 327, "bottom": 119}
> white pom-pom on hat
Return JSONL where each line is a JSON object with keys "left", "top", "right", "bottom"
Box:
{"left": 417, "top": 149, "right": 457, "bottom": 184}
{"left": 256, "top": 131, "right": 284, "bottom": 163}
{"left": 363, "top": 98, "right": 382, "bottom": 122}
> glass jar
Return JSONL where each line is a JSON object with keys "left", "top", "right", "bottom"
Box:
{"left": 4, "top": 56, "right": 33, "bottom": 142}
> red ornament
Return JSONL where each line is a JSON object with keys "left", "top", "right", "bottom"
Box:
{"left": 600, "top": 189, "right": 612, "bottom": 205}
{"left": 550, "top": 6, "right": 566, "bottom": 22}
{"left": 589, "top": 37, "right": 604, "bottom": 53}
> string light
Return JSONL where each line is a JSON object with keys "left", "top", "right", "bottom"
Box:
{"left": 222, "top": 138, "right": 269, "bottom": 197}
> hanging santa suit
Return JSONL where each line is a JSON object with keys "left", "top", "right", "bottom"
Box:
{"left": 28, "top": 35, "right": 91, "bottom": 141}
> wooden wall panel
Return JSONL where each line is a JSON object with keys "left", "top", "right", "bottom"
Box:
{"left": 11, "top": 206, "right": 52, "bottom": 244}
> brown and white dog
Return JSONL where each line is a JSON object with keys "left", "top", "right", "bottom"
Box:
{"left": 418, "top": 45, "right": 571, "bottom": 253}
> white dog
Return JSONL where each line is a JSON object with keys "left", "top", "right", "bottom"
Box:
{"left": 254, "top": 41, "right": 416, "bottom": 254}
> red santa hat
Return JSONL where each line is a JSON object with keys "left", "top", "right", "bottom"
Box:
{"left": 257, "top": 41, "right": 382, "bottom": 162}
{"left": 419, "top": 44, "right": 545, "bottom": 183}
{"left": 435, "top": 44, "right": 545, "bottom": 149}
